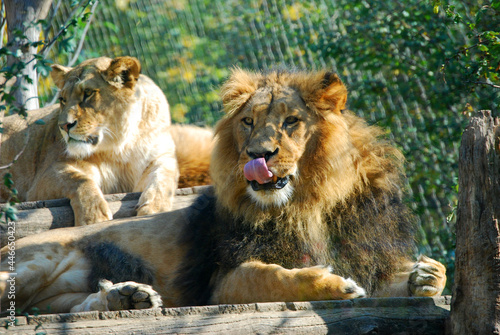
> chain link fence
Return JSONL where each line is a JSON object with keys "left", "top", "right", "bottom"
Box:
{"left": 40, "top": 0, "right": 500, "bottom": 292}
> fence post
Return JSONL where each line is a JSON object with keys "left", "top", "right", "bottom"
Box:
{"left": 449, "top": 110, "right": 500, "bottom": 334}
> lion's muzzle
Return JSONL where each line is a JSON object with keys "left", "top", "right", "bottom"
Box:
{"left": 244, "top": 157, "right": 291, "bottom": 191}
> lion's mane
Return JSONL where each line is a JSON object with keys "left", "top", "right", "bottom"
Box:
{"left": 176, "top": 69, "right": 416, "bottom": 305}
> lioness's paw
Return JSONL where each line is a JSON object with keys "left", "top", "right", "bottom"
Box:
{"left": 101, "top": 280, "right": 162, "bottom": 311}
{"left": 408, "top": 255, "right": 447, "bottom": 297}
{"left": 136, "top": 192, "right": 173, "bottom": 216}
{"left": 73, "top": 197, "right": 113, "bottom": 226}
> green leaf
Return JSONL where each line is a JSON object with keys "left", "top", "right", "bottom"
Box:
{"left": 34, "top": 119, "right": 46, "bottom": 125}
{"left": 479, "top": 44, "right": 489, "bottom": 52}
{"left": 103, "top": 21, "right": 119, "bottom": 33}
{"left": 3, "top": 205, "right": 18, "bottom": 222}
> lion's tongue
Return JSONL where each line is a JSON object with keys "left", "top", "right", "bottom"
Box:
{"left": 244, "top": 158, "right": 274, "bottom": 184}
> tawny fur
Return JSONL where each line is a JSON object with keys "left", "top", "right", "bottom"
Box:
{"left": 0, "top": 68, "right": 446, "bottom": 315}
{"left": 169, "top": 124, "right": 213, "bottom": 188}
{"left": 0, "top": 57, "right": 181, "bottom": 225}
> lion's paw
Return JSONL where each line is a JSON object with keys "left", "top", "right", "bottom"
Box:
{"left": 301, "top": 266, "right": 366, "bottom": 300}
{"left": 341, "top": 277, "right": 367, "bottom": 299}
{"left": 408, "top": 255, "right": 446, "bottom": 297}
{"left": 102, "top": 280, "right": 163, "bottom": 311}
{"left": 70, "top": 280, "right": 162, "bottom": 313}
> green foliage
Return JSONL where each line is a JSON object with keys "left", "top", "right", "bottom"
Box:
{"left": 434, "top": 0, "right": 500, "bottom": 91}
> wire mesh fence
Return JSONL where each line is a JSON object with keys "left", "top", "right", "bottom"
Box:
{"left": 39, "top": 0, "right": 500, "bottom": 291}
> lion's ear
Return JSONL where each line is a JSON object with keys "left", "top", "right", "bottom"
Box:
{"left": 51, "top": 64, "right": 71, "bottom": 89}
{"left": 105, "top": 56, "right": 141, "bottom": 89}
{"left": 317, "top": 72, "right": 347, "bottom": 114}
{"left": 221, "top": 68, "right": 261, "bottom": 114}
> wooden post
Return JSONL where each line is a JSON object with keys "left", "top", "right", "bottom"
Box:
{"left": 449, "top": 110, "right": 500, "bottom": 334}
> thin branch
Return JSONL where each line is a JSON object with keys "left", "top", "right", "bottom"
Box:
{"left": 43, "top": 0, "right": 63, "bottom": 40}
{"left": 19, "top": 0, "right": 94, "bottom": 70}
{"left": 40, "top": 0, "right": 91, "bottom": 58}
{"left": 0, "top": 129, "right": 30, "bottom": 170}
{"left": 465, "top": 81, "right": 500, "bottom": 89}
{"left": 48, "top": 88, "right": 60, "bottom": 106}
{"left": 67, "top": 0, "right": 99, "bottom": 67}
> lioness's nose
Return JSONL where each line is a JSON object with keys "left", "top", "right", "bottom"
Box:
{"left": 247, "top": 147, "right": 279, "bottom": 161}
{"left": 60, "top": 121, "right": 77, "bottom": 133}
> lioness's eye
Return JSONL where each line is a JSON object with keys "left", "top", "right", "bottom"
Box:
{"left": 58, "top": 97, "right": 66, "bottom": 105}
{"left": 284, "top": 116, "right": 299, "bottom": 125}
{"left": 83, "top": 89, "right": 95, "bottom": 101}
{"left": 242, "top": 117, "right": 253, "bottom": 126}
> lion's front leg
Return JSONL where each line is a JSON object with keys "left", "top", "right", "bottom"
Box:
{"left": 210, "top": 261, "right": 366, "bottom": 305}
{"left": 70, "top": 280, "right": 162, "bottom": 313}
{"left": 134, "top": 152, "right": 179, "bottom": 216}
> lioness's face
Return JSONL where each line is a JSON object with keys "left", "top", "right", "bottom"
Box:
{"left": 51, "top": 57, "right": 140, "bottom": 158}
{"left": 234, "top": 87, "right": 317, "bottom": 207}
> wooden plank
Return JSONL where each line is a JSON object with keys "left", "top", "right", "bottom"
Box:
{"left": 450, "top": 111, "right": 500, "bottom": 334}
{"left": 0, "top": 297, "right": 450, "bottom": 334}
{"left": 0, "top": 186, "right": 211, "bottom": 247}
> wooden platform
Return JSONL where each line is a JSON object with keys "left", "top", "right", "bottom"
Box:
{"left": 0, "top": 187, "right": 450, "bottom": 334}
{"left": 0, "top": 186, "right": 210, "bottom": 247}
{"left": 0, "top": 297, "right": 450, "bottom": 334}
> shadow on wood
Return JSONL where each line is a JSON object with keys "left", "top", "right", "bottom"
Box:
{"left": 0, "top": 186, "right": 211, "bottom": 247}
{"left": 0, "top": 297, "right": 450, "bottom": 334}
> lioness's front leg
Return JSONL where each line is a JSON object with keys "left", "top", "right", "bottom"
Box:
{"left": 210, "top": 261, "right": 366, "bottom": 304}
{"left": 134, "top": 152, "right": 179, "bottom": 216}
{"left": 28, "top": 163, "right": 112, "bottom": 226}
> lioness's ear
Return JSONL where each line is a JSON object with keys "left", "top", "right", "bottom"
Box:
{"left": 317, "top": 72, "right": 347, "bottom": 114}
{"left": 105, "top": 56, "right": 141, "bottom": 89}
{"left": 51, "top": 64, "right": 72, "bottom": 89}
{"left": 220, "top": 68, "right": 261, "bottom": 114}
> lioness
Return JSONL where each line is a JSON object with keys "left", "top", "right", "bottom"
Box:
{"left": 0, "top": 56, "right": 180, "bottom": 226}
{"left": 0, "top": 69, "right": 446, "bottom": 314}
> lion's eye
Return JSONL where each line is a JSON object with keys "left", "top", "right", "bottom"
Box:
{"left": 242, "top": 117, "right": 253, "bottom": 126}
{"left": 284, "top": 116, "right": 299, "bottom": 125}
{"left": 83, "top": 89, "right": 95, "bottom": 101}
{"left": 58, "top": 97, "right": 66, "bottom": 105}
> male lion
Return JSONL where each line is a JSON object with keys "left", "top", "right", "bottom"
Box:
{"left": 0, "top": 56, "right": 181, "bottom": 226}
{"left": 0, "top": 69, "right": 446, "bottom": 314}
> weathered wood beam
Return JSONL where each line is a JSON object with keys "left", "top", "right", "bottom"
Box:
{"left": 449, "top": 110, "right": 500, "bottom": 334}
{"left": 0, "top": 297, "right": 450, "bottom": 334}
{"left": 0, "top": 186, "right": 210, "bottom": 247}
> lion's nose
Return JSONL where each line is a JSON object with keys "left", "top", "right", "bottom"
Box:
{"left": 60, "top": 121, "right": 77, "bottom": 133}
{"left": 247, "top": 147, "right": 279, "bottom": 161}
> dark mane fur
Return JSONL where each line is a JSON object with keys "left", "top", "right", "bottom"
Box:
{"left": 175, "top": 186, "right": 416, "bottom": 306}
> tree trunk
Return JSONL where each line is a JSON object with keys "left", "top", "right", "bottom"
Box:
{"left": 449, "top": 110, "right": 500, "bottom": 334}
{"left": 4, "top": 0, "right": 52, "bottom": 111}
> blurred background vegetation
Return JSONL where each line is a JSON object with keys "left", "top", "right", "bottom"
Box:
{"left": 7, "top": 0, "right": 500, "bottom": 293}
